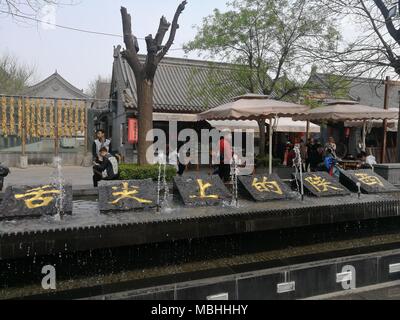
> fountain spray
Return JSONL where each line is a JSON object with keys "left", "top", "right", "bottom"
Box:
{"left": 157, "top": 151, "right": 169, "bottom": 213}
{"left": 293, "top": 145, "right": 305, "bottom": 201}
{"left": 230, "top": 153, "right": 239, "bottom": 208}
{"left": 52, "top": 156, "right": 66, "bottom": 221}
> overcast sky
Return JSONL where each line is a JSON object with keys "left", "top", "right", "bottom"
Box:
{"left": 0, "top": 0, "right": 356, "bottom": 91}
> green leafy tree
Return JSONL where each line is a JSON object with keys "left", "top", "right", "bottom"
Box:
{"left": 185, "top": 0, "right": 340, "bottom": 155}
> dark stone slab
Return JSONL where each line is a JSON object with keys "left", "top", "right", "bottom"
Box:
{"left": 292, "top": 264, "right": 337, "bottom": 299}
{"left": 173, "top": 175, "right": 231, "bottom": 207}
{"left": 98, "top": 179, "right": 158, "bottom": 212}
{"left": 335, "top": 258, "right": 378, "bottom": 291}
{"left": 0, "top": 184, "right": 72, "bottom": 219}
{"left": 238, "top": 273, "right": 295, "bottom": 300}
{"left": 238, "top": 174, "right": 291, "bottom": 202}
{"left": 297, "top": 172, "right": 350, "bottom": 197}
{"left": 378, "top": 254, "right": 400, "bottom": 283}
{"left": 176, "top": 280, "right": 237, "bottom": 300}
{"left": 340, "top": 169, "right": 398, "bottom": 194}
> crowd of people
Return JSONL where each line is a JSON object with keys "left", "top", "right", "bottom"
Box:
{"left": 282, "top": 136, "right": 377, "bottom": 176}
{"left": 91, "top": 129, "right": 379, "bottom": 187}
{"left": 91, "top": 130, "right": 234, "bottom": 187}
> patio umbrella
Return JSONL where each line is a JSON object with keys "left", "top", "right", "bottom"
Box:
{"left": 293, "top": 100, "right": 398, "bottom": 122}
{"left": 198, "top": 94, "right": 310, "bottom": 120}
{"left": 293, "top": 100, "right": 398, "bottom": 152}
{"left": 207, "top": 118, "right": 320, "bottom": 134}
{"left": 199, "top": 94, "right": 310, "bottom": 174}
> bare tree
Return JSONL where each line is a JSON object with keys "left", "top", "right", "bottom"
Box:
{"left": 0, "top": 0, "right": 63, "bottom": 16}
{"left": 120, "top": 1, "right": 187, "bottom": 165}
{"left": 311, "top": 0, "right": 400, "bottom": 79}
{"left": 0, "top": 53, "right": 35, "bottom": 94}
{"left": 86, "top": 75, "right": 111, "bottom": 98}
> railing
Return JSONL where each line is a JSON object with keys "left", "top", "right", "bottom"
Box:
{"left": 0, "top": 95, "right": 89, "bottom": 157}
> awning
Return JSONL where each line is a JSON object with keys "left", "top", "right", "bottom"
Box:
{"left": 153, "top": 113, "right": 199, "bottom": 122}
{"left": 207, "top": 118, "right": 320, "bottom": 133}
{"left": 293, "top": 100, "right": 398, "bottom": 122}
{"left": 199, "top": 94, "right": 310, "bottom": 120}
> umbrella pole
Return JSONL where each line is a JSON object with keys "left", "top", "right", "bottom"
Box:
{"left": 362, "top": 121, "right": 367, "bottom": 152}
{"left": 269, "top": 119, "right": 273, "bottom": 175}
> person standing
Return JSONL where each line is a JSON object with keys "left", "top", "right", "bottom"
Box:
{"left": 218, "top": 133, "right": 232, "bottom": 182}
{"left": 324, "top": 136, "right": 337, "bottom": 157}
{"left": 300, "top": 139, "right": 307, "bottom": 172}
{"left": 92, "top": 129, "right": 112, "bottom": 160}
{"left": 306, "top": 138, "right": 320, "bottom": 172}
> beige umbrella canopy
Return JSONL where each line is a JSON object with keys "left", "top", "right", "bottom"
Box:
{"left": 293, "top": 100, "right": 398, "bottom": 154}
{"left": 198, "top": 94, "right": 310, "bottom": 120}
{"left": 199, "top": 94, "right": 310, "bottom": 174}
{"left": 293, "top": 100, "right": 398, "bottom": 122}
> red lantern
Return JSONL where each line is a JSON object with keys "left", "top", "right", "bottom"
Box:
{"left": 345, "top": 127, "right": 351, "bottom": 138}
{"left": 128, "top": 118, "right": 138, "bottom": 144}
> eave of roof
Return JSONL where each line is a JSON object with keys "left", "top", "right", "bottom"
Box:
{"left": 24, "top": 71, "right": 90, "bottom": 99}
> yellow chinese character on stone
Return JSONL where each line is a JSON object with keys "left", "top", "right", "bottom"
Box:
{"left": 190, "top": 179, "right": 219, "bottom": 200}
{"left": 355, "top": 173, "right": 384, "bottom": 187}
{"left": 252, "top": 177, "right": 283, "bottom": 195}
{"left": 305, "top": 175, "right": 343, "bottom": 193}
{"left": 15, "top": 185, "right": 61, "bottom": 209}
{"left": 109, "top": 182, "right": 152, "bottom": 205}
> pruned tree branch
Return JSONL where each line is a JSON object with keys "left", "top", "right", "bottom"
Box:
{"left": 156, "top": 0, "right": 187, "bottom": 62}
{"left": 120, "top": 6, "right": 143, "bottom": 75}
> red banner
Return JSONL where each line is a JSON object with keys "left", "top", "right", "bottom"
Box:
{"left": 128, "top": 118, "right": 138, "bottom": 144}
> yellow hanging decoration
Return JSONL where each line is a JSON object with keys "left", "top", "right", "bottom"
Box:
{"left": 36, "top": 99, "right": 42, "bottom": 137}
{"left": 49, "top": 101, "right": 55, "bottom": 139}
{"left": 18, "top": 98, "right": 23, "bottom": 138}
{"left": 80, "top": 102, "right": 85, "bottom": 134}
{"left": 25, "top": 98, "right": 30, "bottom": 138}
{"left": 74, "top": 101, "right": 79, "bottom": 135}
{"left": 64, "top": 101, "right": 69, "bottom": 137}
{"left": 69, "top": 100, "right": 74, "bottom": 137}
{"left": 9, "top": 97, "right": 15, "bottom": 135}
{"left": 57, "top": 100, "right": 63, "bottom": 137}
{"left": 1, "top": 96, "right": 8, "bottom": 137}
{"left": 42, "top": 99, "right": 47, "bottom": 137}
{"left": 30, "top": 99, "right": 36, "bottom": 137}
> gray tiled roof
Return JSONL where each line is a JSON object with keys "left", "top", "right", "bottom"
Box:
{"left": 309, "top": 73, "right": 400, "bottom": 109}
{"left": 113, "top": 48, "right": 245, "bottom": 113}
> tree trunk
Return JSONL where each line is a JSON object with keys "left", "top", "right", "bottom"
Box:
{"left": 137, "top": 77, "right": 154, "bottom": 165}
{"left": 258, "top": 118, "right": 266, "bottom": 157}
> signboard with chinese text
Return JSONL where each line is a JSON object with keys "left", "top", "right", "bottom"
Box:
{"left": 98, "top": 179, "right": 158, "bottom": 212}
{"left": 238, "top": 174, "right": 290, "bottom": 201}
{"left": 300, "top": 172, "right": 350, "bottom": 197}
{"left": 174, "top": 175, "right": 231, "bottom": 207}
{"left": 0, "top": 184, "right": 73, "bottom": 219}
{"left": 340, "top": 170, "right": 398, "bottom": 194}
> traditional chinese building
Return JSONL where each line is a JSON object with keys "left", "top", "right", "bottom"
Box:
{"left": 101, "top": 46, "right": 247, "bottom": 162}
{"left": 306, "top": 69, "right": 400, "bottom": 161}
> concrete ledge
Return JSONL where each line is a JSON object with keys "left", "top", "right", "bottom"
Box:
{"left": 375, "top": 163, "right": 400, "bottom": 185}
{"left": 1, "top": 193, "right": 400, "bottom": 260}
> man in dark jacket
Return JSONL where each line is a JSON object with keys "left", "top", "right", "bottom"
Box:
{"left": 93, "top": 147, "right": 119, "bottom": 187}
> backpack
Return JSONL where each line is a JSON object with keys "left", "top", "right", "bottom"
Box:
{"left": 0, "top": 165, "right": 10, "bottom": 177}
{"left": 102, "top": 155, "right": 119, "bottom": 179}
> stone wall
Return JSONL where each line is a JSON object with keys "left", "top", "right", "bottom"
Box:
{"left": 0, "top": 152, "right": 89, "bottom": 167}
